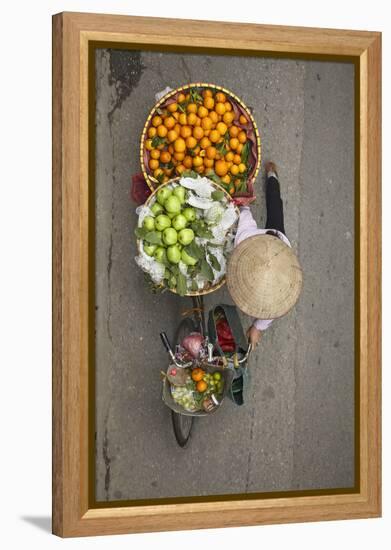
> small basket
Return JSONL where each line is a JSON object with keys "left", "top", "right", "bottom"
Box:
{"left": 162, "top": 362, "right": 235, "bottom": 417}
{"left": 140, "top": 83, "right": 261, "bottom": 192}
{"left": 136, "top": 177, "right": 238, "bottom": 297}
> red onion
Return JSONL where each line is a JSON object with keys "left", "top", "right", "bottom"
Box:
{"left": 181, "top": 332, "right": 204, "bottom": 358}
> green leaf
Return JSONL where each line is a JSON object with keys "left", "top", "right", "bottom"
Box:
{"left": 134, "top": 226, "right": 149, "bottom": 239}
{"left": 151, "top": 136, "right": 167, "bottom": 148}
{"left": 200, "top": 259, "right": 214, "bottom": 282}
{"left": 191, "top": 221, "right": 214, "bottom": 240}
{"left": 176, "top": 272, "right": 188, "bottom": 296}
{"left": 144, "top": 231, "right": 163, "bottom": 245}
{"left": 184, "top": 240, "right": 204, "bottom": 261}
{"left": 182, "top": 169, "right": 199, "bottom": 179}
{"left": 208, "top": 252, "right": 221, "bottom": 272}
{"left": 241, "top": 141, "right": 250, "bottom": 164}
{"left": 204, "top": 170, "right": 222, "bottom": 186}
{"left": 191, "top": 280, "right": 199, "bottom": 292}
{"left": 216, "top": 141, "right": 227, "bottom": 156}
{"left": 211, "top": 190, "right": 225, "bottom": 201}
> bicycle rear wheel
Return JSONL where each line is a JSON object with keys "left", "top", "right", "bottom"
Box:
{"left": 171, "top": 317, "right": 197, "bottom": 448}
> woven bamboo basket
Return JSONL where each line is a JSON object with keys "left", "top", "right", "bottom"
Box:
{"left": 140, "top": 83, "right": 261, "bottom": 192}
{"left": 136, "top": 177, "right": 239, "bottom": 297}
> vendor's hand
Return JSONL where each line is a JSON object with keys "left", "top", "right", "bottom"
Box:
{"left": 247, "top": 326, "right": 262, "bottom": 348}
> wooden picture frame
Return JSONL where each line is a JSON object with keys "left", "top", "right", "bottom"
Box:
{"left": 52, "top": 11, "right": 381, "bottom": 537}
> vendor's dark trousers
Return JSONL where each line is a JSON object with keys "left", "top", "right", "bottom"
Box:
{"left": 265, "top": 176, "right": 286, "bottom": 236}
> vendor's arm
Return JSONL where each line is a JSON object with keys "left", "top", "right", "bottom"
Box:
{"left": 247, "top": 319, "right": 274, "bottom": 348}
{"left": 235, "top": 206, "right": 259, "bottom": 245}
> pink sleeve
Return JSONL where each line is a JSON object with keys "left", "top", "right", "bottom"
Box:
{"left": 253, "top": 319, "right": 274, "bottom": 331}
{"left": 235, "top": 207, "right": 259, "bottom": 245}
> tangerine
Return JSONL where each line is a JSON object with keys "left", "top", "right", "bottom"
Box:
{"left": 196, "top": 380, "right": 208, "bottom": 392}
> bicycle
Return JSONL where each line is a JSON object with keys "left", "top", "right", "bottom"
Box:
{"left": 160, "top": 295, "right": 252, "bottom": 448}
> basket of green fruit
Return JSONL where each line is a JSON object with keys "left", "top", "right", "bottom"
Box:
{"left": 134, "top": 175, "right": 239, "bottom": 296}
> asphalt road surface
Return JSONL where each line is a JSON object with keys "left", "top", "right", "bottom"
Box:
{"left": 94, "top": 48, "right": 355, "bottom": 502}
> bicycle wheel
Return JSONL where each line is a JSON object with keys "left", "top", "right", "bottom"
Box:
{"left": 171, "top": 317, "right": 197, "bottom": 448}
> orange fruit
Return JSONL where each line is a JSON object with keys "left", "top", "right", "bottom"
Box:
{"left": 150, "top": 149, "right": 160, "bottom": 160}
{"left": 204, "top": 96, "right": 215, "bottom": 110}
{"left": 163, "top": 167, "right": 174, "bottom": 176}
{"left": 192, "top": 156, "right": 203, "bottom": 168}
{"left": 216, "top": 122, "right": 228, "bottom": 136}
{"left": 221, "top": 174, "right": 231, "bottom": 184}
{"left": 160, "top": 151, "right": 171, "bottom": 164}
{"left": 196, "top": 380, "right": 208, "bottom": 392}
{"left": 164, "top": 116, "right": 176, "bottom": 129}
{"left": 238, "top": 130, "right": 247, "bottom": 143}
{"left": 174, "top": 152, "right": 185, "bottom": 161}
{"left": 194, "top": 116, "right": 202, "bottom": 127}
{"left": 178, "top": 113, "right": 188, "bottom": 125}
{"left": 167, "top": 130, "right": 179, "bottom": 143}
{"left": 187, "top": 103, "right": 197, "bottom": 113}
{"left": 224, "top": 101, "right": 233, "bottom": 112}
{"left": 191, "top": 368, "right": 205, "bottom": 382}
{"left": 193, "top": 126, "right": 204, "bottom": 140}
{"left": 198, "top": 105, "right": 209, "bottom": 118}
{"left": 173, "top": 112, "right": 180, "bottom": 121}
{"left": 236, "top": 143, "right": 244, "bottom": 153}
{"left": 215, "top": 160, "right": 229, "bottom": 177}
{"left": 200, "top": 136, "right": 211, "bottom": 149}
{"left": 230, "top": 164, "right": 239, "bottom": 175}
{"left": 174, "top": 138, "right": 186, "bottom": 153}
{"left": 206, "top": 146, "right": 217, "bottom": 159}
{"left": 152, "top": 115, "right": 162, "bottom": 127}
{"left": 225, "top": 151, "right": 234, "bottom": 162}
{"left": 177, "top": 92, "right": 186, "bottom": 103}
{"left": 201, "top": 117, "right": 213, "bottom": 131}
{"left": 233, "top": 154, "right": 241, "bottom": 165}
{"left": 174, "top": 123, "right": 181, "bottom": 135}
{"left": 239, "top": 163, "right": 247, "bottom": 173}
{"left": 145, "top": 139, "right": 153, "bottom": 151}
{"left": 209, "top": 130, "right": 221, "bottom": 143}
{"left": 157, "top": 125, "right": 168, "bottom": 138}
{"left": 204, "top": 157, "right": 214, "bottom": 168}
{"left": 203, "top": 89, "right": 213, "bottom": 98}
{"left": 186, "top": 136, "right": 197, "bottom": 149}
{"left": 229, "top": 125, "right": 240, "bottom": 138}
{"left": 153, "top": 168, "right": 164, "bottom": 179}
{"left": 223, "top": 111, "right": 235, "bottom": 125}
{"left": 183, "top": 155, "right": 193, "bottom": 169}
{"left": 215, "top": 102, "right": 226, "bottom": 115}
{"left": 216, "top": 91, "right": 226, "bottom": 103}
{"left": 185, "top": 93, "right": 191, "bottom": 101}
{"left": 229, "top": 138, "right": 239, "bottom": 150}
{"left": 196, "top": 165, "right": 205, "bottom": 174}
{"left": 149, "top": 159, "right": 159, "bottom": 170}
{"left": 187, "top": 112, "right": 197, "bottom": 126}
{"left": 168, "top": 144, "right": 174, "bottom": 154}
{"left": 180, "top": 125, "right": 192, "bottom": 139}
{"left": 239, "top": 114, "right": 248, "bottom": 125}
{"left": 148, "top": 127, "right": 157, "bottom": 138}
{"left": 176, "top": 164, "right": 186, "bottom": 175}
{"left": 168, "top": 102, "right": 178, "bottom": 113}
{"left": 209, "top": 111, "right": 219, "bottom": 124}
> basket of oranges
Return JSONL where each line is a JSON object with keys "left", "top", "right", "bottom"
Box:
{"left": 162, "top": 362, "right": 235, "bottom": 417}
{"left": 140, "top": 83, "right": 261, "bottom": 197}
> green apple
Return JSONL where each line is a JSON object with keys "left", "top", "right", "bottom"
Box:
{"left": 143, "top": 243, "right": 157, "bottom": 256}
{"left": 167, "top": 245, "right": 181, "bottom": 264}
{"left": 178, "top": 228, "right": 195, "bottom": 245}
{"left": 182, "top": 207, "right": 196, "bottom": 222}
{"left": 173, "top": 185, "right": 186, "bottom": 203}
{"left": 172, "top": 213, "right": 187, "bottom": 231}
{"left": 155, "top": 214, "right": 171, "bottom": 231}
{"left": 163, "top": 227, "right": 178, "bottom": 246}
{"left": 156, "top": 187, "right": 172, "bottom": 205}
{"left": 154, "top": 247, "right": 167, "bottom": 263}
{"left": 143, "top": 216, "right": 155, "bottom": 231}
{"left": 167, "top": 211, "right": 176, "bottom": 219}
{"left": 164, "top": 195, "right": 181, "bottom": 214}
{"left": 181, "top": 249, "right": 197, "bottom": 266}
{"left": 151, "top": 202, "right": 164, "bottom": 216}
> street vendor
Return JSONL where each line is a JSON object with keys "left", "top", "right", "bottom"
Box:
{"left": 227, "top": 161, "right": 303, "bottom": 348}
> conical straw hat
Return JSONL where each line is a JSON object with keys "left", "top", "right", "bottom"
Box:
{"left": 226, "top": 234, "right": 303, "bottom": 319}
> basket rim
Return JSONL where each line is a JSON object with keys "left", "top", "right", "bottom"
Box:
{"left": 136, "top": 176, "right": 238, "bottom": 297}
{"left": 139, "top": 82, "right": 262, "bottom": 192}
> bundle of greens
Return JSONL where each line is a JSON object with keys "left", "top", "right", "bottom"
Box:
{"left": 134, "top": 176, "right": 238, "bottom": 295}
